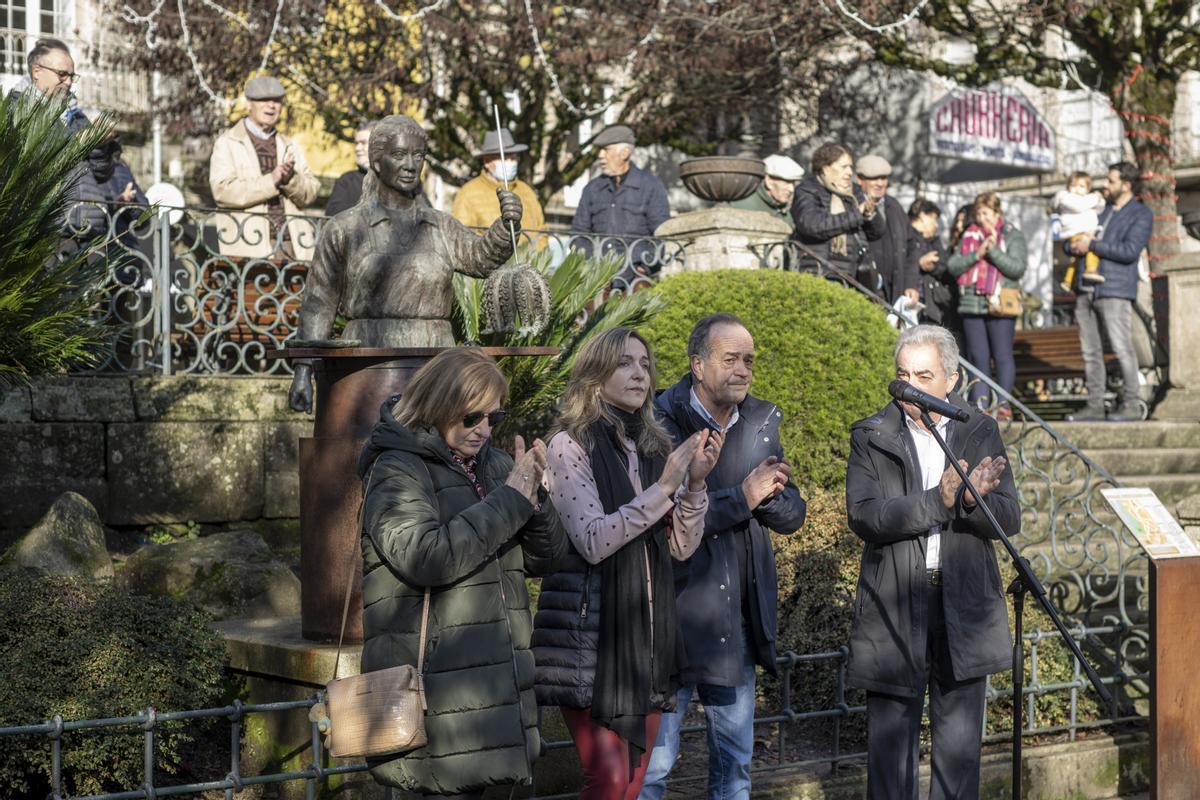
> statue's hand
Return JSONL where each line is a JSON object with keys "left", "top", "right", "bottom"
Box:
{"left": 496, "top": 188, "right": 523, "bottom": 232}
{"left": 288, "top": 364, "right": 314, "bottom": 414}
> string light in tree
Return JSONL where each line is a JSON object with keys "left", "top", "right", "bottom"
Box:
{"left": 830, "top": 0, "right": 932, "bottom": 33}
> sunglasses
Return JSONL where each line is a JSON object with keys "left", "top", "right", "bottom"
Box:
{"left": 462, "top": 409, "right": 506, "bottom": 428}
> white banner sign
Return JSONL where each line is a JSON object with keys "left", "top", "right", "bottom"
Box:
{"left": 929, "top": 86, "right": 1056, "bottom": 171}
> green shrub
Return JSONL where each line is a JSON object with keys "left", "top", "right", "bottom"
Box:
{"left": 640, "top": 269, "right": 896, "bottom": 490}
{"left": 0, "top": 573, "right": 228, "bottom": 797}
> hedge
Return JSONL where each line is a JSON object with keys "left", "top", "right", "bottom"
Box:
{"left": 641, "top": 269, "right": 897, "bottom": 490}
{"left": 0, "top": 573, "right": 228, "bottom": 797}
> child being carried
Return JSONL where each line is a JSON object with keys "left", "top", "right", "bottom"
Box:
{"left": 1051, "top": 171, "right": 1106, "bottom": 291}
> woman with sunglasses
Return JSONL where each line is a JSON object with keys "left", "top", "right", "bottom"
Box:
{"left": 357, "top": 347, "right": 567, "bottom": 800}
{"left": 532, "top": 327, "right": 722, "bottom": 800}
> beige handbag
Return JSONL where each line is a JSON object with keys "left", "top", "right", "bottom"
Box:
{"left": 319, "top": 464, "right": 431, "bottom": 759}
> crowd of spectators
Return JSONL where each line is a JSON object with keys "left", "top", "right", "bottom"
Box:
{"left": 17, "top": 39, "right": 1154, "bottom": 419}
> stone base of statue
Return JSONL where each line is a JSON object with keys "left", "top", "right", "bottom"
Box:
{"left": 655, "top": 207, "right": 792, "bottom": 275}
{"left": 274, "top": 346, "right": 557, "bottom": 643}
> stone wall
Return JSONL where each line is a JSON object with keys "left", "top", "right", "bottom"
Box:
{"left": 0, "top": 376, "right": 310, "bottom": 531}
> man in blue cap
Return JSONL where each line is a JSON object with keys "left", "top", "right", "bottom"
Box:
{"left": 569, "top": 124, "right": 670, "bottom": 284}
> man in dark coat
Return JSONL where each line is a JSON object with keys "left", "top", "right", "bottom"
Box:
{"left": 324, "top": 121, "right": 375, "bottom": 217}
{"left": 857, "top": 154, "right": 913, "bottom": 304}
{"left": 569, "top": 124, "right": 671, "bottom": 284}
{"left": 846, "top": 323, "right": 1016, "bottom": 800}
{"left": 1065, "top": 161, "right": 1154, "bottom": 422}
{"left": 641, "top": 313, "right": 807, "bottom": 800}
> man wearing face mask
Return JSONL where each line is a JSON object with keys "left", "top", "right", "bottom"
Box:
{"left": 209, "top": 75, "right": 320, "bottom": 260}
{"left": 61, "top": 133, "right": 149, "bottom": 276}
{"left": 452, "top": 127, "right": 545, "bottom": 241}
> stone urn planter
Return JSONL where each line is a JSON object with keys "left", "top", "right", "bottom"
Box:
{"left": 678, "top": 156, "right": 765, "bottom": 203}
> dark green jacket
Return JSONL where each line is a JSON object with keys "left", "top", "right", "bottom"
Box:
{"left": 945, "top": 225, "right": 1027, "bottom": 316}
{"left": 731, "top": 182, "right": 794, "bottom": 233}
{"left": 356, "top": 402, "right": 567, "bottom": 795}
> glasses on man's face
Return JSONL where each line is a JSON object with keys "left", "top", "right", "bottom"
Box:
{"left": 35, "top": 63, "right": 79, "bottom": 83}
{"left": 462, "top": 410, "right": 506, "bottom": 429}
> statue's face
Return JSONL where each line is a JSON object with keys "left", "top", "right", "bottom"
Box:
{"left": 374, "top": 131, "right": 427, "bottom": 193}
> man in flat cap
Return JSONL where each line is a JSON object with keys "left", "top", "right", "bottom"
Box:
{"left": 209, "top": 75, "right": 320, "bottom": 259}
{"left": 570, "top": 124, "right": 671, "bottom": 285}
{"left": 856, "top": 154, "right": 916, "bottom": 306}
{"left": 732, "top": 154, "right": 804, "bottom": 234}
{"left": 452, "top": 126, "right": 545, "bottom": 245}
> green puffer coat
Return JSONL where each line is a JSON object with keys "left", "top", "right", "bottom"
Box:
{"left": 356, "top": 402, "right": 566, "bottom": 795}
{"left": 945, "top": 225, "right": 1028, "bottom": 316}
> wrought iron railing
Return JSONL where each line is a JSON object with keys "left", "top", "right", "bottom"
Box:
{"left": 66, "top": 202, "right": 685, "bottom": 375}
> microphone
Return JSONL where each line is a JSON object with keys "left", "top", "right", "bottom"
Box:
{"left": 888, "top": 380, "right": 971, "bottom": 423}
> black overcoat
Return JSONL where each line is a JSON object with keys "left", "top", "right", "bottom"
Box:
{"left": 845, "top": 396, "right": 1016, "bottom": 697}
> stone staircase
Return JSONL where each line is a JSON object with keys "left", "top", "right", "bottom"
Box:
{"left": 1053, "top": 421, "right": 1200, "bottom": 513}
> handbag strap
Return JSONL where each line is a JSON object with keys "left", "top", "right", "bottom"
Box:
{"left": 331, "top": 461, "right": 431, "bottom": 684}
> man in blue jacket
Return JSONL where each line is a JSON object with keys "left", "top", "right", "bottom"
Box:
{"left": 640, "top": 313, "right": 807, "bottom": 800}
{"left": 1066, "top": 161, "right": 1153, "bottom": 422}
{"left": 569, "top": 124, "right": 671, "bottom": 286}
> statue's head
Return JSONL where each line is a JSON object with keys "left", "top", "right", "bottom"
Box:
{"left": 368, "top": 115, "right": 428, "bottom": 195}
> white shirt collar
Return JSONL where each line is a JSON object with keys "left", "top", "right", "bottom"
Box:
{"left": 689, "top": 387, "right": 739, "bottom": 434}
{"left": 904, "top": 408, "right": 952, "bottom": 437}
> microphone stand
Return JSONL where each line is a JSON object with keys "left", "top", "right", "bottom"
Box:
{"left": 916, "top": 407, "right": 1112, "bottom": 800}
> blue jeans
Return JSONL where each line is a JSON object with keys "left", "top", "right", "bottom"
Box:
{"left": 638, "top": 633, "right": 756, "bottom": 800}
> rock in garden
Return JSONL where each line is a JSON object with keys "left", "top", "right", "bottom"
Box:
{"left": 1, "top": 491, "right": 113, "bottom": 580}
{"left": 121, "top": 529, "right": 301, "bottom": 620}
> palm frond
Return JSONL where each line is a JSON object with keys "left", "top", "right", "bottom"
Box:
{"left": 0, "top": 92, "right": 115, "bottom": 386}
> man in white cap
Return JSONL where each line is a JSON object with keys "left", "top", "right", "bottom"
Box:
{"left": 731, "top": 154, "right": 804, "bottom": 233}
{"left": 451, "top": 126, "right": 545, "bottom": 235}
{"left": 856, "top": 154, "right": 916, "bottom": 305}
{"left": 209, "top": 75, "right": 320, "bottom": 259}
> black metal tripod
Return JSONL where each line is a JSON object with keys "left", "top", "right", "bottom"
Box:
{"left": 918, "top": 409, "right": 1112, "bottom": 800}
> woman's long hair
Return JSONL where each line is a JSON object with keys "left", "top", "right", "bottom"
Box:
{"left": 554, "top": 328, "right": 672, "bottom": 458}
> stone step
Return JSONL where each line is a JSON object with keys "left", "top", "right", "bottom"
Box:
{"left": 1039, "top": 421, "right": 1200, "bottom": 450}
{"left": 1083, "top": 447, "right": 1200, "bottom": 476}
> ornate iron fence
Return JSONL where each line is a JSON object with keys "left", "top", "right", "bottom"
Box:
{"left": 69, "top": 202, "right": 687, "bottom": 376}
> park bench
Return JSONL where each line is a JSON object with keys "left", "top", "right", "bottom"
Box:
{"left": 1011, "top": 325, "right": 1115, "bottom": 417}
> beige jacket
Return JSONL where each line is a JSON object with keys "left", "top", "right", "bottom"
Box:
{"left": 208, "top": 120, "right": 321, "bottom": 259}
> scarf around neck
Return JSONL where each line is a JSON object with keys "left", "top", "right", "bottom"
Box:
{"left": 957, "top": 218, "right": 1005, "bottom": 295}
{"left": 817, "top": 173, "right": 854, "bottom": 257}
{"left": 587, "top": 405, "right": 678, "bottom": 773}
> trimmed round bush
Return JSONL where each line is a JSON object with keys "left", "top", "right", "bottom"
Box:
{"left": 0, "top": 573, "right": 228, "bottom": 797}
{"left": 641, "top": 269, "right": 897, "bottom": 489}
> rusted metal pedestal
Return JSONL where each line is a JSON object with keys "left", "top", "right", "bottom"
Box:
{"left": 276, "top": 346, "right": 556, "bottom": 643}
{"left": 1151, "top": 556, "right": 1200, "bottom": 798}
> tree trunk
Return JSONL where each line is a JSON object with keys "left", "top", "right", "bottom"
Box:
{"left": 1110, "top": 65, "right": 1181, "bottom": 271}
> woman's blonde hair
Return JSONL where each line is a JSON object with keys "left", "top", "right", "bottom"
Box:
{"left": 555, "top": 327, "right": 671, "bottom": 457}
{"left": 972, "top": 191, "right": 1002, "bottom": 217}
{"left": 393, "top": 348, "right": 508, "bottom": 432}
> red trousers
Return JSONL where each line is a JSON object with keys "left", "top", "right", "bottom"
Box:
{"left": 561, "top": 706, "right": 662, "bottom": 800}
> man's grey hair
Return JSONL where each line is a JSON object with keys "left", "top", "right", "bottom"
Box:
{"left": 27, "top": 38, "right": 71, "bottom": 74}
{"left": 895, "top": 324, "right": 959, "bottom": 377}
{"left": 357, "top": 119, "right": 378, "bottom": 135}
